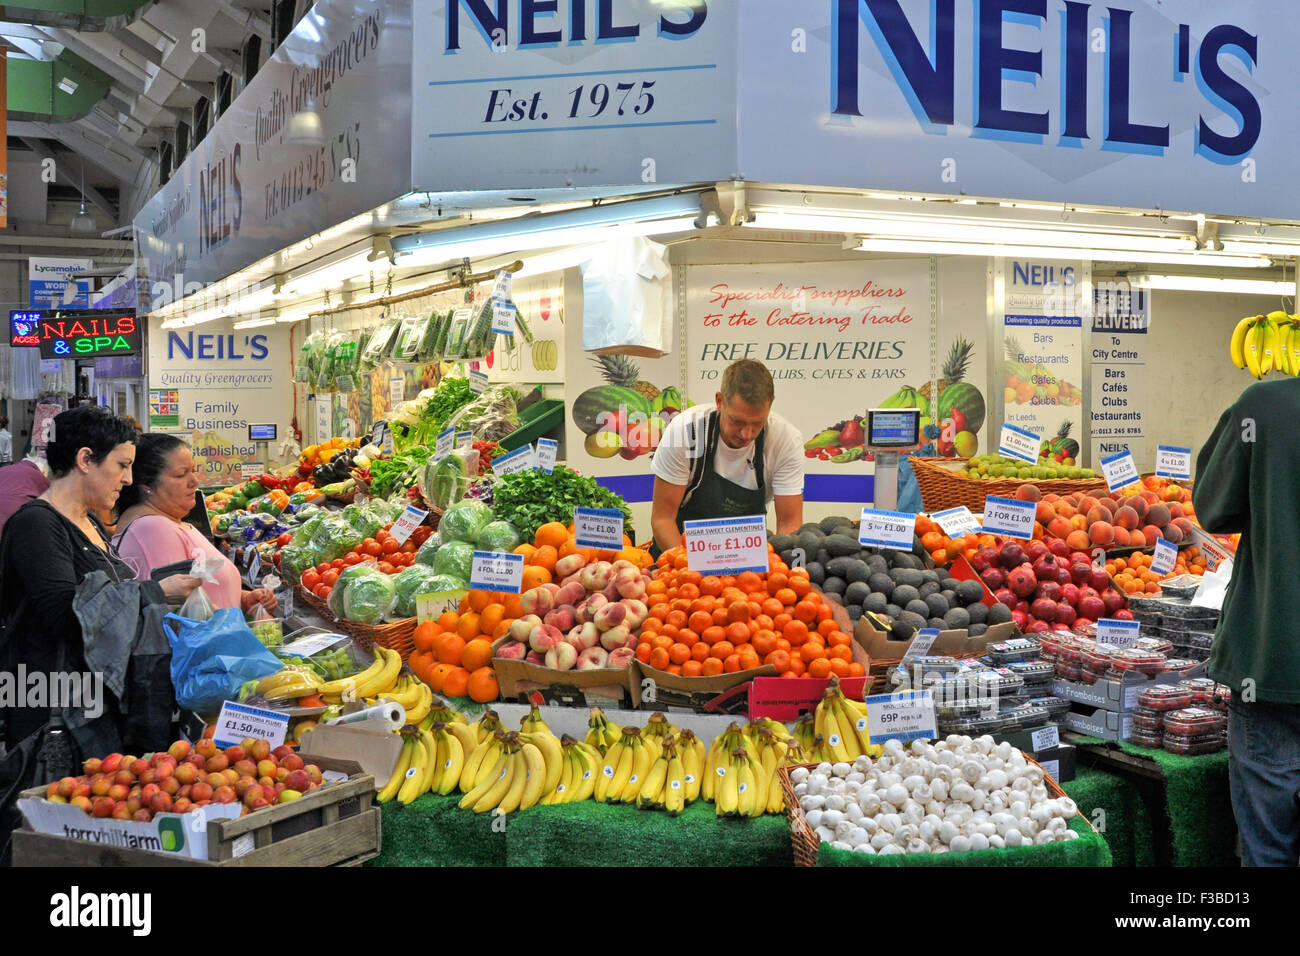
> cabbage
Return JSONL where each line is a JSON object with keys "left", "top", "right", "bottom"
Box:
{"left": 414, "top": 530, "right": 444, "bottom": 568}
{"left": 328, "top": 564, "right": 397, "bottom": 624}
{"left": 441, "top": 500, "right": 493, "bottom": 543}
{"left": 312, "top": 516, "right": 363, "bottom": 561}
{"left": 434, "top": 539, "right": 475, "bottom": 581}
{"left": 476, "top": 519, "right": 521, "bottom": 553}
{"left": 392, "top": 565, "right": 448, "bottom": 618}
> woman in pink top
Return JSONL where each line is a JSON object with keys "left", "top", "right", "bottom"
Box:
{"left": 113, "top": 433, "right": 276, "bottom": 614}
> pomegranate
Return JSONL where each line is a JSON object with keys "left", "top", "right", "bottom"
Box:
{"left": 1025, "top": 540, "right": 1049, "bottom": 562}
{"left": 1037, "top": 581, "right": 1062, "bottom": 603}
{"left": 1015, "top": 600, "right": 1031, "bottom": 616}
{"left": 1055, "top": 603, "right": 1077, "bottom": 626}
{"left": 1089, "top": 568, "right": 1111, "bottom": 592}
{"left": 1070, "top": 562, "right": 1093, "bottom": 585}
{"left": 1102, "top": 589, "right": 1126, "bottom": 616}
{"left": 1061, "top": 583, "right": 1080, "bottom": 606}
{"left": 999, "top": 543, "right": 1026, "bottom": 569}
{"left": 981, "top": 567, "right": 1007, "bottom": 591}
{"left": 1026, "top": 619, "right": 1051, "bottom": 634}
{"left": 1034, "top": 557, "right": 1059, "bottom": 582}
{"left": 1011, "top": 609, "right": 1028, "bottom": 629}
{"left": 1114, "top": 608, "right": 1135, "bottom": 621}
{"left": 1046, "top": 539, "right": 1070, "bottom": 558}
{"left": 1008, "top": 564, "right": 1039, "bottom": 598}
{"left": 1030, "top": 598, "right": 1058, "bottom": 622}
{"left": 973, "top": 547, "right": 1000, "bottom": 572}
{"left": 1078, "top": 594, "right": 1105, "bottom": 620}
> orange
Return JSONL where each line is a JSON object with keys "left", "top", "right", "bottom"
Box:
{"left": 479, "top": 603, "right": 506, "bottom": 636}
{"left": 652, "top": 633, "right": 675, "bottom": 651}
{"left": 688, "top": 611, "right": 713, "bottom": 634}
{"left": 530, "top": 545, "right": 559, "bottom": 572}
{"left": 666, "top": 609, "right": 688, "bottom": 629}
{"left": 783, "top": 619, "right": 809, "bottom": 646}
{"left": 678, "top": 628, "right": 699, "bottom": 647}
{"left": 710, "top": 640, "right": 736, "bottom": 660}
{"left": 701, "top": 625, "right": 727, "bottom": 646}
{"left": 793, "top": 601, "right": 819, "bottom": 623}
{"left": 738, "top": 650, "right": 761, "bottom": 671}
{"left": 700, "top": 576, "right": 724, "bottom": 596}
{"left": 442, "top": 666, "right": 470, "bottom": 698}
{"left": 666, "top": 665, "right": 684, "bottom": 676}
{"left": 808, "top": 659, "right": 833, "bottom": 679}
{"left": 774, "top": 588, "right": 798, "bottom": 607}
{"left": 711, "top": 607, "right": 730, "bottom": 628}
{"left": 691, "top": 641, "right": 711, "bottom": 662}
{"left": 736, "top": 571, "right": 763, "bottom": 593}
{"left": 521, "top": 566, "right": 552, "bottom": 591}
{"left": 466, "top": 667, "right": 499, "bottom": 703}
{"left": 682, "top": 660, "right": 703, "bottom": 677}
{"left": 467, "top": 590, "right": 491, "bottom": 613}
{"left": 766, "top": 571, "right": 789, "bottom": 595}
{"left": 752, "top": 630, "right": 778, "bottom": 657}
{"left": 462, "top": 638, "right": 494, "bottom": 672}
{"left": 534, "top": 522, "right": 569, "bottom": 549}
{"left": 801, "top": 642, "right": 827, "bottom": 662}
{"left": 727, "top": 602, "right": 751, "bottom": 624}
{"left": 503, "top": 592, "right": 524, "bottom": 618}
{"left": 817, "top": 618, "right": 839, "bottom": 639}
{"left": 787, "top": 656, "right": 806, "bottom": 677}
{"left": 826, "top": 630, "right": 851, "bottom": 648}
{"left": 636, "top": 642, "right": 653, "bottom": 663}
{"left": 790, "top": 577, "right": 812, "bottom": 598}
{"left": 678, "top": 583, "right": 701, "bottom": 601}
{"left": 766, "top": 649, "right": 792, "bottom": 673}
{"left": 773, "top": 613, "right": 793, "bottom": 632}
{"left": 828, "top": 659, "right": 851, "bottom": 678}
{"left": 723, "top": 653, "right": 743, "bottom": 673}
{"left": 413, "top": 620, "right": 441, "bottom": 653}
{"left": 514, "top": 543, "right": 537, "bottom": 564}
{"left": 761, "top": 597, "right": 785, "bottom": 618}
{"left": 828, "top": 644, "right": 854, "bottom": 663}
{"left": 437, "top": 633, "right": 467, "bottom": 665}
{"left": 669, "top": 643, "right": 691, "bottom": 665}
{"left": 492, "top": 620, "right": 513, "bottom": 640}
{"left": 428, "top": 663, "right": 454, "bottom": 692}
{"left": 847, "top": 662, "right": 866, "bottom": 677}
{"left": 649, "top": 647, "right": 671, "bottom": 670}
{"left": 725, "top": 621, "right": 749, "bottom": 645}
{"left": 437, "top": 611, "right": 460, "bottom": 633}
{"left": 701, "top": 658, "right": 724, "bottom": 676}
{"left": 456, "top": 612, "right": 481, "bottom": 641}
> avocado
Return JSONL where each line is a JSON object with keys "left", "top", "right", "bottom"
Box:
{"left": 819, "top": 515, "right": 847, "bottom": 535}
{"left": 797, "top": 531, "right": 822, "bottom": 555}
{"left": 867, "top": 572, "right": 894, "bottom": 597}
{"left": 940, "top": 589, "right": 958, "bottom": 606}
{"left": 885, "top": 604, "right": 903, "bottom": 619}
{"left": 863, "top": 592, "right": 888, "bottom": 614}
{"left": 844, "top": 581, "right": 870, "bottom": 606}
{"left": 867, "top": 554, "right": 890, "bottom": 575}
{"left": 825, "top": 533, "right": 861, "bottom": 557}
{"left": 918, "top": 581, "right": 941, "bottom": 600}
{"left": 844, "top": 561, "right": 871, "bottom": 585}
{"left": 987, "top": 603, "right": 1014, "bottom": 625}
{"left": 967, "top": 623, "right": 989, "bottom": 637}
{"left": 890, "top": 618, "right": 916, "bottom": 642}
{"left": 899, "top": 610, "right": 929, "bottom": 631}
{"left": 769, "top": 533, "right": 796, "bottom": 553}
{"left": 806, "top": 561, "right": 825, "bottom": 585}
{"left": 798, "top": 522, "right": 825, "bottom": 537}
{"left": 826, "top": 557, "right": 858, "bottom": 580}
{"left": 925, "top": 593, "right": 951, "bottom": 618}
{"left": 941, "top": 578, "right": 962, "bottom": 593}
{"left": 966, "top": 602, "right": 989, "bottom": 625}
{"left": 956, "top": 580, "right": 987, "bottom": 606}
{"left": 943, "top": 607, "right": 972, "bottom": 630}
{"left": 896, "top": 569, "right": 925, "bottom": 589}
{"left": 822, "top": 576, "right": 846, "bottom": 596}
{"left": 824, "top": 591, "right": 844, "bottom": 605}
{"left": 905, "top": 599, "right": 931, "bottom": 618}
{"left": 892, "top": 585, "right": 920, "bottom": 607}
{"left": 921, "top": 569, "right": 941, "bottom": 585}
{"left": 928, "top": 618, "right": 947, "bottom": 630}
{"left": 815, "top": 548, "right": 831, "bottom": 567}
{"left": 846, "top": 606, "right": 864, "bottom": 622}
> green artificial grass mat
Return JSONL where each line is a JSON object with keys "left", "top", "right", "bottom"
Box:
{"left": 368, "top": 794, "right": 507, "bottom": 867}
{"left": 1063, "top": 766, "right": 1154, "bottom": 867}
{"left": 504, "top": 798, "right": 794, "bottom": 867}
{"left": 1072, "top": 738, "right": 1235, "bottom": 867}
{"left": 817, "top": 816, "right": 1109, "bottom": 866}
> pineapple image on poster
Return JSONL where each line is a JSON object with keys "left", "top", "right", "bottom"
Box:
{"left": 822, "top": 337, "right": 986, "bottom": 462}
{"left": 1003, "top": 335, "right": 1083, "bottom": 407}
{"left": 570, "top": 354, "right": 685, "bottom": 461}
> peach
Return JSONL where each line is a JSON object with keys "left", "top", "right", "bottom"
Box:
{"left": 1167, "top": 503, "right": 1185, "bottom": 519}
{"left": 1016, "top": 483, "right": 1042, "bottom": 502}
{"left": 1078, "top": 496, "right": 1100, "bottom": 515}
{"left": 1112, "top": 527, "right": 1132, "bottom": 547}
{"left": 1066, "top": 530, "right": 1092, "bottom": 551}
{"left": 1036, "top": 502, "right": 1056, "bottom": 524}
{"left": 1089, "top": 522, "right": 1114, "bottom": 546}
{"left": 1114, "top": 507, "right": 1140, "bottom": 530}
{"left": 1146, "top": 504, "right": 1171, "bottom": 526}
{"left": 1173, "top": 517, "right": 1196, "bottom": 535}
{"left": 1047, "top": 517, "right": 1073, "bottom": 540}
{"left": 1043, "top": 493, "right": 1061, "bottom": 503}
{"left": 1085, "top": 506, "right": 1108, "bottom": 525}
{"left": 1162, "top": 524, "right": 1184, "bottom": 544}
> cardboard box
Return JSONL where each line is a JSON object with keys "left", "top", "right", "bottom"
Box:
{"left": 1050, "top": 661, "right": 1206, "bottom": 713}
{"left": 1035, "top": 743, "right": 1077, "bottom": 783}
{"left": 492, "top": 655, "right": 644, "bottom": 709}
{"left": 1062, "top": 706, "right": 1133, "bottom": 741}
{"left": 855, "top": 613, "right": 1017, "bottom": 662}
{"left": 637, "top": 661, "right": 776, "bottom": 714}
{"left": 298, "top": 724, "right": 405, "bottom": 784}
{"left": 995, "top": 723, "right": 1064, "bottom": 755}
{"left": 17, "top": 798, "right": 241, "bottom": 862}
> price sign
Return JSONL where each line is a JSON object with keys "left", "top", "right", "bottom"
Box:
{"left": 575, "top": 507, "right": 625, "bottom": 550}
{"left": 998, "top": 423, "right": 1042, "bottom": 464}
{"left": 389, "top": 377, "right": 405, "bottom": 408}
{"left": 1095, "top": 617, "right": 1141, "bottom": 651}
{"left": 903, "top": 628, "right": 940, "bottom": 661}
{"left": 858, "top": 507, "right": 915, "bottom": 550}
{"left": 683, "top": 515, "right": 769, "bottom": 575}
{"left": 493, "top": 269, "right": 512, "bottom": 301}
{"left": 369, "top": 420, "right": 389, "bottom": 447}
{"left": 245, "top": 551, "right": 262, "bottom": 588}
{"left": 536, "top": 437, "right": 558, "bottom": 474}
{"left": 434, "top": 427, "right": 455, "bottom": 462}
{"left": 389, "top": 505, "right": 429, "bottom": 547}
{"left": 864, "top": 690, "right": 937, "bottom": 744}
{"left": 469, "top": 551, "right": 525, "bottom": 593}
{"left": 931, "top": 506, "right": 981, "bottom": 537}
{"left": 279, "top": 632, "right": 348, "bottom": 658}
{"left": 981, "top": 496, "right": 1037, "bottom": 540}
{"left": 493, "top": 443, "right": 535, "bottom": 475}
{"left": 213, "top": 701, "right": 289, "bottom": 750}
{"left": 456, "top": 431, "right": 474, "bottom": 450}
{"left": 468, "top": 368, "right": 489, "bottom": 394}
{"left": 492, "top": 300, "right": 517, "bottom": 336}
{"left": 240, "top": 462, "right": 264, "bottom": 480}
{"left": 315, "top": 393, "right": 332, "bottom": 442}
{"left": 382, "top": 426, "right": 395, "bottom": 456}
{"left": 242, "top": 545, "right": 256, "bottom": 569}
{"left": 416, "top": 590, "right": 466, "bottom": 623}
{"left": 1151, "top": 537, "right": 1178, "bottom": 576}
{"left": 1155, "top": 445, "right": 1192, "bottom": 481}
{"left": 1031, "top": 725, "right": 1061, "bottom": 752}
{"left": 1100, "top": 449, "right": 1141, "bottom": 492}
{"left": 1189, "top": 527, "right": 1232, "bottom": 571}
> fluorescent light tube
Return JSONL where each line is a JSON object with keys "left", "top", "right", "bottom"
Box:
{"left": 1126, "top": 274, "right": 1297, "bottom": 295}
{"left": 852, "top": 238, "right": 1272, "bottom": 268}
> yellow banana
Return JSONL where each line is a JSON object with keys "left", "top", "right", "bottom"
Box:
{"left": 821, "top": 702, "right": 852, "bottom": 762}
{"left": 680, "top": 730, "right": 704, "bottom": 802}
{"left": 521, "top": 731, "right": 563, "bottom": 795}
{"left": 495, "top": 749, "right": 530, "bottom": 815}
{"left": 401, "top": 683, "right": 432, "bottom": 725}
{"left": 715, "top": 756, "right": 738, "bottom": 816}
{"left": 459, "top": 733, "right": 496, "bottom": 793}
{"left": 622, "top": 735, "right": 654, "bottom": 803}
{"left": 607, "top": 736, "right": 638, "bottom": 802}
{"left": 517, "top": 742, "right": 547, "bottom": 811}
{"left": 378, "top": 734, "right": 416, "bottom": 803}
{"left": 473, "top": 745, "right": 520, "bottom": 813}
{"left": 638, "top": 752, "right": 670, "bottom": 809}
{"left": 354, "top": 647, "right": 401, "bottom": 699}
{"left": 435, "top": 726, "right": 465, "bottom": 795}
{"left": 1230, "top": 315, "right": 1256, "bottom": 369}
{"left": 544, "top": 747, "right": 576, "bottom": 805}
{"left": 1245, "top": 321, "right": 1264, "bottom": 378}
{"left": 397, "top": 731, "right": 432, "bottom": 805}
{"left": 572, "top": 746, "right": 598, "bottom": 802}
{"left": 596, "top": 737, "right": 629, "bottom": 802}
{"left": 318, "top": 648, "right": 384, "bottom": 699}
{"left": 442, "top": 721, "right": 477, "bottom": 765}
{"left": 460, "top": 743, "right": 508, "bottom": 808}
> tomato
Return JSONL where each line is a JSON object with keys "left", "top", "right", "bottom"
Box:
{"left": 412, "top": 527, "right": 431, "bottom": 544}
{"left": 361, "top": 537, "right": 376, "bottom": 550}
{"left": 344, "top": 553, "right": 363, "bottom": 566}
{"left": 277, "top": 532, "right": 292, "bottom": 547}
{"left": 381, "top": 539, "right": 400, "bottom": 554}
{"left": 301, "top": 570, "right": 321, "bottom": 590}
{"left": 363, "top": 541, "right": 384, "bottom": 557}
{"left": 331, "top": 558, "right": 346, "bottom": 569}
{"left": 376, "top": 530, "right": 391, "bottom": 544}
{"left": 377, "top": 562, "right": 396, "bottom": 575}
{"left": 399, "top": 553, "right": 414, "bottom": 567}
{"left": 400, "top": 540, "right": 417, "bottom": 554}
{"left": 315, "top": 584, "right": 331, "bottom": 600}
{"left": 321, "top": 569, "right": 340, "bottom": 587}
{"left": 316, "top": 562, "right": 331, "bottom": 575}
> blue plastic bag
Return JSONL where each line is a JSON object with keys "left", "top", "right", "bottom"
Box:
{"left": 897, "top": 456, "right": 924, "bottom": 513}
{"left": 163, "top": 608, "right": 284, "bottom": 717}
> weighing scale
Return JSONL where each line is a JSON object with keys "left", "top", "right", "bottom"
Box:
{"left": 865, "top": 408, "right": 921, "bottom": 510}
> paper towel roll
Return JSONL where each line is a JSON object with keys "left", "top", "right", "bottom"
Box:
{"left": 327, "top": 701, "right": 405, "bottom": 730}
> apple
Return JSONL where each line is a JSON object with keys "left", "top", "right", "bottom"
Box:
{"left": 149, "top": 792, "right": 173, "bottom": 813}
{"left": 284, "top": 769, "right": 311, "bottom": 792}
{"left": 282, "top": 753, "right": 305, "bottom": 772}
{"left": 167, "top": 740, "right": 191, "bottom": 761}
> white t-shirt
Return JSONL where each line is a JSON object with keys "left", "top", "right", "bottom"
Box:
{"left": 653, "top": 404, "right": 805, "bottom": 501}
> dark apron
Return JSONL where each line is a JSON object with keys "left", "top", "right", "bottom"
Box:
{"left": 653, "top": 411, "right": 767, "bottom": 557}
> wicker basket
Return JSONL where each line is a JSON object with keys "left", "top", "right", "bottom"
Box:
{"left": 293, "top": 584, "right": 417, "bottom": 661}
{"left": 780, "top": 753, "right": 1098, "bottom": 866}
{"left": 911, "top": 457, "right": 1106, "bottom": 514}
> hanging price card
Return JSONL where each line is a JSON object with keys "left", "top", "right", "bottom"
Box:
{"left": 492, "top": 300, "right": 517, "bottom": 336}
{"left": 864, "top": 690, "right": 937, "bottom": 745}
{"left": 536, "top": 437, "right": 558, "bottom": 474}
{"left": 931, "top": 506, "right": 981, "bottom": 537}
{"left": 382, "top": 426, "right": 394, "bottom": 456}
{"left": 434, "top": 427, "right": 455, "bottom": 462}
{"left": 1095, "top": 618, "right": 1141, "bottom": 651}
{"left": 389, "top": 377, "right": 405, "bottom": 407}
{"left": 369, "top": 420, "right": 389, "bottom": 446}
{"left": 981, "top": 496, "right": 1037, "bottom": 540}
{"left": 574, "top": 507, "right": 624, "bottom": 550}
{"left": 493, "top": 443, "right": 535, "bottom": 475}
{"left": 389, "top": 505, "right": 429, "bottom": 547}
{"left": 469, "top": 551, "right": 525, "bottom": 593}
{"left": 315, "top": 393, "right": 332, "bottom": 441}
{"left": 493, "top": 269, "right": 512, "bottom": 302}
{"left": 858, "top": 507, "right": 916, "bottom": 550}
{"left": 1151, "top": 537, "right": 1178, "bottom": 576}
{"left": 213, "top": 701, "right": 289, "bottom": 750}
{"left": 683, "top": 515, "right": 769, "bottom": 575}
{"left": 1100, "top": 449, "right": 1141, "bottom": 492}
{"left": 468, "top": 368, "right": 489, "bottom": 393}
{"left": 240, "top": 462, "right": 264, "bottom": 480}
{"left": 998, "top": 423, "right": 1042, "bottom": 463}
{"left": 456, "top": 431, "right": 474, "bottom": 450}
{"left": 1155, "top": 445, "right": 1192, "bottom": 481}
{"left": 903, "top": 628, "right": 940, "bottom": 662}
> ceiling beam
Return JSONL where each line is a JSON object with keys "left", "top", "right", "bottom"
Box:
{"left": 19, "top": 137, "right": 119, "bottom": 218}
{"left": 9, "top": 120, "right": 145, "bottom": 182}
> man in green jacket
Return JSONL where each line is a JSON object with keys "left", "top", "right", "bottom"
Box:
{"left": 1195, "top": 383, "right": 1300, "bottom": 867}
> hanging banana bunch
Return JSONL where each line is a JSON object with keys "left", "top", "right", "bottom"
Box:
{"left": 1230, "top": 311, "right": 1300, "bottom": 380}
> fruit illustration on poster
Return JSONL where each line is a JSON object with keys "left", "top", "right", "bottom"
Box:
{"left": 1004, "top": 336, "right": 1081, "bottom": 406}
{"left": 569, "top": 355, "right": 685, "bottom": 461}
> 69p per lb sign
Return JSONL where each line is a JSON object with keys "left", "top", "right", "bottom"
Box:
{"left": 683, "top": 515, "right": 769, "bottom": 576}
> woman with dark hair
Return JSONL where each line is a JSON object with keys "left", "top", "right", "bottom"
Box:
{"left": 0, "top": 406, "right": 199, "bottom": 747}
{"left": 113, "top": 433, "right": 276, "bottom": 613}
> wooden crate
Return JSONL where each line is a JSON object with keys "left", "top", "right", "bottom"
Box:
{"left": 12, "top": 758, "right": 380, "bottom": 868}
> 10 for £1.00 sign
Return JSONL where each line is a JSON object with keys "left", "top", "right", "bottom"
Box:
{"left": 683, "top": 516, "right": 768, "bottom": 576}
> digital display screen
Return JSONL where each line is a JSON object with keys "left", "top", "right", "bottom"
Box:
{"left": 249, "top": 424, "right": 277, "bottom": 441}
{"left": 867, "top": 409, "right": 921, "bottom": 449}
{"left": 10, "top": 310, "right": 42, "bottom": 347}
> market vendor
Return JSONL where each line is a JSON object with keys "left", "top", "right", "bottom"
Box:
{"left": 651, "top": 359, "right": 804, "bottom": 555}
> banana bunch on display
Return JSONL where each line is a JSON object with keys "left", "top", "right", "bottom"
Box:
{"left": 815, "top": 678, "right": 883, "bottom": 762}
{"left": 635, "top": 735, "right": 689, "bottom": 815}
{"left": 713, "top": 747, "right": 769, "bottom": 819}
{"left": 317, "top": 646, "right": 402, "bottom": 704}
{"left": 585, "top": 707, "right": 621, "bottom": 754}
{"left": 255, "top": 665, "right": 323, "bottom": 702}
{"left": 456, "top": 731, "right": 559, "bottom": 815}
{"left": 376, "top": 718, "right": 478, "bottom": 805}
{"left": 472, "top": 709, "right": 503, "bottom": 742}
{"left": 595, "top": 726, "right": 655, "bottom": 804}
{"left": 750, "top": 725, "right": 806, "bottom": 815}
{"left": 1230, "top": 311, "right": 1300, "bottom": 379}
{"left": 541, "top": 735, "right": 603, "bottom": 805}
{"left": 370, "top": 675, "right": 433, "bottom": 726}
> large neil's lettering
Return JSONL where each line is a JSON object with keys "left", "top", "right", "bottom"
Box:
{"left": 1196, "top": 25, "right": 1261, "bottom": 161}
{"left": 446, "top": 0, "right": 706, "bottom": 50}
{"left": 976, "top": 0, "right": 1048, "bottom": 137}
{"left": 833, "top": 0, "right": 955, "bottom": 125}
